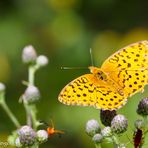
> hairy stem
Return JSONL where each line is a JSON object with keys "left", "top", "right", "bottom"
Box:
{"left": 95, "top": 144, "right": 101, "bottom": 148}
{"left": 25, "top": 64, "right": 39, "bottom": 129}
{"left": 0, "top": 96, "right": 20, "bottom": 128}
{"left": 112, "top": 135, "right": 122, "bottom": 148}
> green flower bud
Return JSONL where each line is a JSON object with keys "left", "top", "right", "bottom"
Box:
{"left": 101, "top": 126, "right": 112, "bottom": 137}
{"left": 92, "top": 134, "right": 103, "bottom": 144}
{"left": 15, "top": 137, "right": 22, "bottom": 147}
{"left": 37, "top": 130, "right": 48, "bottom": 143}
{"left": 36, "top": 55, "right": 48, "bottom": 67}
{"left": 111, "top": 114, "right": 128, "bottom": 134}
{"left": 86, "top": 119, "right": 101, "bottom": 137}
{"left": 0, "top": 83, "right": 5, "bottom": 92}
{"left": 137, "top": 98, "right": 148, "bottom": 116}
{"left": 22, "top": 45, "right": 37, "bottom": 63}
{"left": 23, "top": 85, "right": 40, "bottom": 103}
{"left": 134, "top": 119, "right": 144, "bottom": 129}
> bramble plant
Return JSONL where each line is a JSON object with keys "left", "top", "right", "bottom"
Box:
{"left": 0, "top": 45, "right": 49, "bottom": 147}
{"left": 85, "top": 98, "right": 148, "bottom": 148}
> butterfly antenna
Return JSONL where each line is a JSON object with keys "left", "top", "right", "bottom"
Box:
{"left": 61, "top": 67, "right": 87, "bottom": 70}
{"left": 90, "top": 48, "right": 94, "bottom": 66}
{"left": 61, "top": 49, "right": 94, "bottom": 70}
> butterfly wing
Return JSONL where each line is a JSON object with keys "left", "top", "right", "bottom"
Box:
{"left": 58, "top": 74, "right": 127, "bottom": 110}
{"left": 101, "top": 40, "right": 148, "bottom": 96}
{"left": 58, "top": 74, "right": 97, "bottom": 107}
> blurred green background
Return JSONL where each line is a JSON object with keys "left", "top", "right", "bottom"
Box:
{"left": 0, "top": 0, "right": 148, "bottom": 147}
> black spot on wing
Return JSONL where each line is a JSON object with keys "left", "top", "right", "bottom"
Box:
{"left": 78, "top": 87, "right": 83, "bottom": 91}
{"left": 83, "top": 93, "right": 87, "bottom": 97}
{"left": 109, "top": 55, "right": 119, "bottom": 63}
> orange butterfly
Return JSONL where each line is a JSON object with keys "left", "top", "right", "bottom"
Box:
{"left": 59, "top": 41, "right": 148, "bottom": 110}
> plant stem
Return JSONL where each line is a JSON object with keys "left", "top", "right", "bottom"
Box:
{"left": 143, "top": 115, "right": 148, "bottom": 128}
{"left": 30, "top": 144, "right": 39, "bottom": 148}
{"left": 28, "top": 64, "right": 39, "bottom": 86}
{"left": 112, "top": 135, "right": 121, "bottom": 148}
{"left": 24, "top": 100, "right": 32, "bottom": 126}
{"left": 29, "top": 65, "right": 35, "bottom": 85}
{"left": 95, "top": 144, "right": 101, "bottom": 148}
{"left": 25, "top": 64, "right": 39, "bottom": 129}
{"left": 0, "top": 97, "right": 20, "bottom": 128}
{"left": 30, "top": 104, "right": 38, "bottom": 129}
{"left": 140, "top": 116, "right": 148, "bottom": 148}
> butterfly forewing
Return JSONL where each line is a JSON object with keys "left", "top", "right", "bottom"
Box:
{"left": 58, "top": 74, "right": 97, "bottom": 107}
{"left": 101, "top": 40, "right": 148, "bottom": 96}
{"left": 58, "top": 74, "right": 127, "bottom": 110}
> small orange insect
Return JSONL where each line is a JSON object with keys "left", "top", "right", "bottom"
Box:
{"left": 47, "top": 120, "right": 64, "bottom": 137}
{"left": 40, "top": 120, "right": 64, "bottom": 137}
{"left": 47, "top": 126, "right": 64, "bottom": 137}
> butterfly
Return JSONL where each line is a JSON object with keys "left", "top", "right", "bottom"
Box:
{"left": 58, "top": 40, "right": 148, "bottom": 110}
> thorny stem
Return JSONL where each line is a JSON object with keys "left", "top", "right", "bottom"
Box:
{"left": 0, "top": 93, "right": 20, "bottom": 128}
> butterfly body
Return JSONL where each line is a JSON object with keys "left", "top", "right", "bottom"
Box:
{"left": 59, "top": 41, "right": 148, "bottom": 110}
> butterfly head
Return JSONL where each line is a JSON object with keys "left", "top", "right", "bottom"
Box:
{"left": 89, "top": 66, "right": 107, "bottom": 80}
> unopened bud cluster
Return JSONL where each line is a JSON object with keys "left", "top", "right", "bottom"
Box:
{"left": 16, "top": 125, "right": 48, "bottom": 147}
{"left": 85, "top": 119, "right": 103, "bottom": 143}
{"left": 22, "top": 45, "right": 48, "bottom": 67}
{"left": 22, "top": 85, "right": 40, "bottom": 103}
{"left": 137, "top": 98, "right": 148, "bottom": 116}
{"left": 86, "top": 119, "right": 101, "bottom": 137}
{"left": 22, "top": 45, "right": 37, "bottom": 64}
{"left": 86, "top": 112, "right": 128, "bottom": 145}
{"left": 111, "top": 114, "right": 128, "bottom": 134}
{"left": 17, "top": 125, "right": 37, "bottom": 146}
